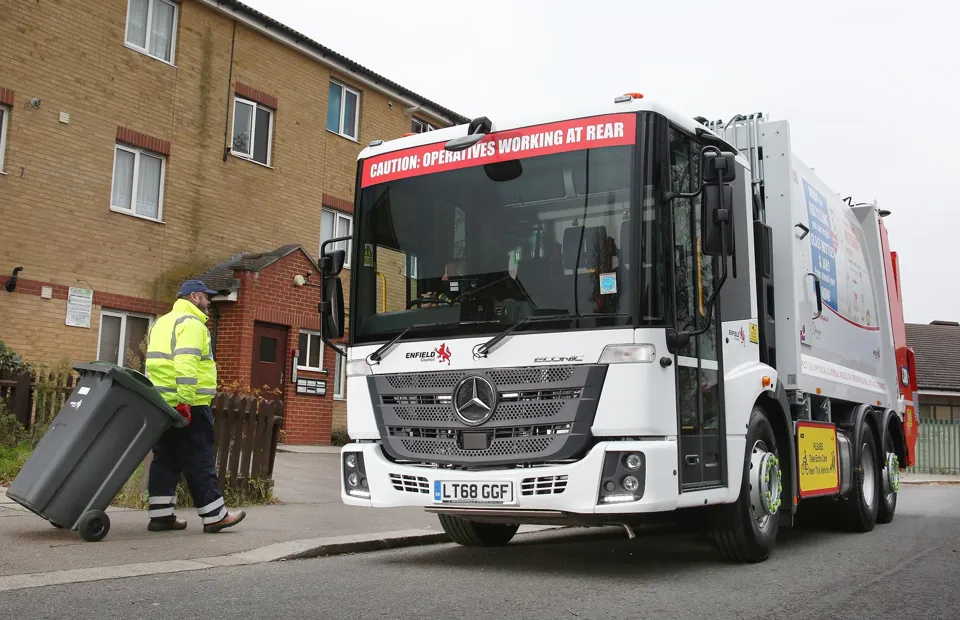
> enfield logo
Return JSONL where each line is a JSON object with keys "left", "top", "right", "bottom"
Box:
{"left": 728, "top": 327, "right": 746, "bottom": 344}
{"left": 69, "top": 399, "right": 82, "bottom": 410}
{"left": 405, "top": 343, "right": 452, "bottom": 365}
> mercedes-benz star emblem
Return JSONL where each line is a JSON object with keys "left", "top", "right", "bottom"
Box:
{"left": 453, "top": 376, "right": 497, "bottom": 426}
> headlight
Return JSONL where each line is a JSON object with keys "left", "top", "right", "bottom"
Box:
{"left": 598, "top": 451, "right": 646, "bottom": 504}
{"left": 342, "top": 451, "right": 370, "bottom": 498}
{"left": 599, "top": 344, "right": 656, "bottom": 364}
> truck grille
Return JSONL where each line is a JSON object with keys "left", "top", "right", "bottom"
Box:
{"left": 389, "top": 474, "right": 430, "bottom": 494}
{"left": 370, "top": 364, "right": 606, "bottom": 467}
{"left": 521, "top": 475, "right": 569, "bottom": 496}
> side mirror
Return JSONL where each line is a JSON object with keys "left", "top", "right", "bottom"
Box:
{"left": 321, "top": 276, "right": 345, "bottom": 339}
{"left": 321, "top": 249, "right": 346, "bottom": 277}
{"left": 700, "top": 150, "right": 737, "bottom": 257}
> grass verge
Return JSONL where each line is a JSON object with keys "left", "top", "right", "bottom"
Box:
{"left": 0, "top": 443, "right": 33, "bottom": 486}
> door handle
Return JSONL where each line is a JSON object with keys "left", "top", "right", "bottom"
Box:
{"left": 807, "top": 272, "right": 823, "bottom": 319}
{"left": 685, "top": 455, "right": 700, "bottom": 466}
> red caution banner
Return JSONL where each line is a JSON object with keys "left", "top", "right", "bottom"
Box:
{"left": 361, "top": 113, "right": 637, "bottom": 187}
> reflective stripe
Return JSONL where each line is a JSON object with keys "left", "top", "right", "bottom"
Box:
{"left": 149, "top": 496, "right": 175, "bottom": 505}
{"left": 148, "top": 507, "right": 176, "bottom": 518}
{"left": 156, "top": 386, "right": 178, "bottom": 393}
{"left": 197, "top": 497, "right": 224, "bottom": 516}
{"left": 201, "top": 507, "right": 228, "bottom": 525}
{"left": 176, "top": 376, "right": 199, "bottom": 385}
{"left": 146, "top": 352, "right": 173, "bottom": 360}
{"left": 171, "top": 315, "right": 204, "bottom": 354}
{"left": 196, "top": 388, "right": 217, "bottom": 396}
{"left": 201, "top": 354, "right": 212, "bottom": 361}
{"left": 173, "top": 347, "right": 203, "bottom": 356}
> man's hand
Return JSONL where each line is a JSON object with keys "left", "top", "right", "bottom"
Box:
{"left": 176, "top": 403, "right": 191, "bottom": 425}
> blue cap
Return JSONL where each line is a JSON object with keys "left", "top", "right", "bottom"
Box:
{"left": 178, "top": 279, "right": 218, "bottom": 298}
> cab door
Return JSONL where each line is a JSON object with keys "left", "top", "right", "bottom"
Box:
{"left": 668, "top": 127, "right": 726, "bottom": 491}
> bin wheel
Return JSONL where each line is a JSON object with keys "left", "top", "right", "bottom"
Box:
{"left": 78, "top": 510, "right": 110, "bottom": 542}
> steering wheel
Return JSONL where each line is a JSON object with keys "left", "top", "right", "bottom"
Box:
{"left": 407, "top": 296, "right": 455, "bottom": 308}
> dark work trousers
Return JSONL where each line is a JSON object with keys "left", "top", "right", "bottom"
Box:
{"left": 147, "top": 405, "right": 227, "bottom": 525}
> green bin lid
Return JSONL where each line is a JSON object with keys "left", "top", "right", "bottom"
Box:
{"left": 73, "top": 361, "right": 188, "bottom": 428}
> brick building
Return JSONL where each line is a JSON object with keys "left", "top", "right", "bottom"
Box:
{"left": 906, "top": 321, "right": 960, "bottom": 422}
{"left": 0, "top": 0, "right": 466, "bottom": 443}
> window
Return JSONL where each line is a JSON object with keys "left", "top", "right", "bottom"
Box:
{"left": 125, "top": 0, "right": 178, "bottom": 64}
{"left": 326, "top": 80, "right": 359, "bottom": 140}
{"left": 0, "top": 105, "right": 8, "bottom": 172}
{"left": 321, "top": 209, "right": 353, "bottom": 268}
{"left": 98, "top": 310, "right": 153, "bottom": 371}
{"left": 333, "top": 354, "right": 346, "bottom": 399}
{"left": 297, "top": 330, "right": 323, "bottom": 370}
{"left": 402, "top": 255, "right": 418, "bottom": 279}
{"left": 231, "top": 97, "right": 273, "bottom": 166}
{"left": 111, "top": 144, "right": 165, "bottom": 221}
{"left": 411, "top": 118, "right": 434, "bottom": 134}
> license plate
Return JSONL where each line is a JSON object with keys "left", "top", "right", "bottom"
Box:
{"left": 433, "top": 480, "right": 514, "bottom": 505}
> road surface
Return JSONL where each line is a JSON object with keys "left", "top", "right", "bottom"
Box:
{"left": 2, "top": 485, "right": 958, "bottom": 619}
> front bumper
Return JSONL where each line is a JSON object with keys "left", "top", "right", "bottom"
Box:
{"left": 340, "top": 440, "right": 685, "bottom": 515}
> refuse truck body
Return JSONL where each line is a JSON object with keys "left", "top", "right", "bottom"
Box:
{"left": 319, "top": 94, "right": 917, "bottom": 562}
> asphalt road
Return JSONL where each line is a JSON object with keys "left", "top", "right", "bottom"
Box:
{"left": 2, "top": 485, "right": 959, "bottom": 620}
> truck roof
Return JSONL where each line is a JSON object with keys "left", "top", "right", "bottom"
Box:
{"left": 358, "top": 95, "right": 749, "bottom": 168}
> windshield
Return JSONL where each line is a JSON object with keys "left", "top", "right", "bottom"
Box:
{"left": 350, "top": 114, "right": 639, "bottom": 345}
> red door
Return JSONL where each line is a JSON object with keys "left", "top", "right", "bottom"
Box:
{"left": 251, "top": 322, "right": 289, "bottom": 401}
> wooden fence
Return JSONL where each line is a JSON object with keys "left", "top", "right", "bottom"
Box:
{"left": 906, "top": 419, "right": 960, "bottom": 476}
{"left": 210, "top": 393, "right": 284, "bottom": 493}
{"left": 0, "top": 368, "right": 77, "bottom": 431}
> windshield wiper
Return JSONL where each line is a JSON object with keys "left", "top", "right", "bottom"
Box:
{"left": 367, "top": 321, "right": 458, "bottom": 365}
{"left": 474, "top": 313, "right": 629, "bottom": 358}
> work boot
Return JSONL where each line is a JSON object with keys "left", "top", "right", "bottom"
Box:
{"left": 148, "top": 517, "right": 187, "bottom": 532}
{"left": 203, "top": 509, "right": 246, "bottom": 533}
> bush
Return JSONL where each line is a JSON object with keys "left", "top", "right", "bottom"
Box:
{"left": 331, "top": 427, "right": 351, "bottom": 446}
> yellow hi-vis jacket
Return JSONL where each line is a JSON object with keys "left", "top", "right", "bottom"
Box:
{"left": 145, "top": 298, "right": 218, "bottom": 407}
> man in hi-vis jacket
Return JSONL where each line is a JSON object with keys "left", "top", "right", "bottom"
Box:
{"left": 144, "top": 279, "right": 245, "bottom": 533}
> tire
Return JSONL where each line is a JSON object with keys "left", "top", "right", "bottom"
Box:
{"left": 876, "top": 424, "right": 899, "bottom": 524}
{"left": 840, "top": 422, "right": 880, "bottom": 532}
{"left": 710, "top": 407, "right": 781, "bottom": 563}
{"left": 438, "top": 514, "right": 519, "bottom": 547}
{"left": 78, "top": 510, "right": 110, "bottom": 543}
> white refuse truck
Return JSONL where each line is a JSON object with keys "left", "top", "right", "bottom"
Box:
{"left": 319, "top": 93, "right": 919, "bottom": 563}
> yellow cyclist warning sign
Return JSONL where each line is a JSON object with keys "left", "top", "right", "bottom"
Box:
{"left": 797, "top": 420, "right": 840, "bottom": 497}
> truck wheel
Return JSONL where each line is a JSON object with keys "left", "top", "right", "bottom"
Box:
{"left": 840, "top": 422, "right": 880, "bottom": 532}
{"left": 876, "top": 426, "right": 900, "bottom": 524}
{"left": 438, "top": 514, "right": 519, "bottom": 547}
{"left": 78, "top": 510, "right": 110, "bottom": 542}
{"left": 710, "top": 407, "right": 782, "bottom": 563}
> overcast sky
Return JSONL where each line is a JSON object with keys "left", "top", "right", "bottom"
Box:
{"left": 244, "top": 0, "right": 957, "bottom": 325}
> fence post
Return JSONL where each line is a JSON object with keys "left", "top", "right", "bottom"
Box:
{"left": 13, "top": 369, "right": 32, "bottom": 430}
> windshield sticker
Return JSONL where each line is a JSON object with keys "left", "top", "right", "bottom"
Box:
{"left": 363, "top": 244, "right": 374, "bottom": 267}
{"left": 599, "top": 272, "right": 617, "bottom": 295}
{"left": 361, "top": 113, "right": 637, "bottom": 187}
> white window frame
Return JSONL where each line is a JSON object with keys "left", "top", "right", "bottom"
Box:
{"left": 321, "top": 208, "right": 353, "bottom": 269}
{"left": 0, "top": 104, "right": 8, "bottom": 173}
{"left": 411, "top": 118, "right": 434, "bottom": 133}
{"left": 297, "top": 329, "right": 324, "bottom": 371}
{"left": 124, "top": 0, "right": 179, "bottom": 66}
{"left": 110, "top": 143, "right": 166, "bottom": 222}
{"left": 230, "top": 96, "right": 274, "bottom": 167}
{"left": 334, "top": 353, "right": 346, "bottom": 400}
{"left": 401, "top": 254, "right": 419, "bottom": 279}
{"left": 327, "top": 80, "right": 360, "bottom": 141}
{"left": 97, "top": 309, "right": 155, "bottom": 368}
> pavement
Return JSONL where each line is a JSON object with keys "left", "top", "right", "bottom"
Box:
{"left": 0, "top": 446, "right": 957, "bottom": 593}
{"left": 3, "top": 485, "right": 960, "bottom": 619}
{"left": 0, "top": 446, "right": 552, "bottom": 592}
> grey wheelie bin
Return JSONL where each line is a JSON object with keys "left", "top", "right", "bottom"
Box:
{"left": 6, "top": 361, "right": 187, "bottom": 542}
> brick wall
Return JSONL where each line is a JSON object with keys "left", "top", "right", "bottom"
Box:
{"left": 211, "top": 249, "right": 346, "bottom": 444}
{"left": 0, "top": 0, "right": 456, "bottom": 369}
